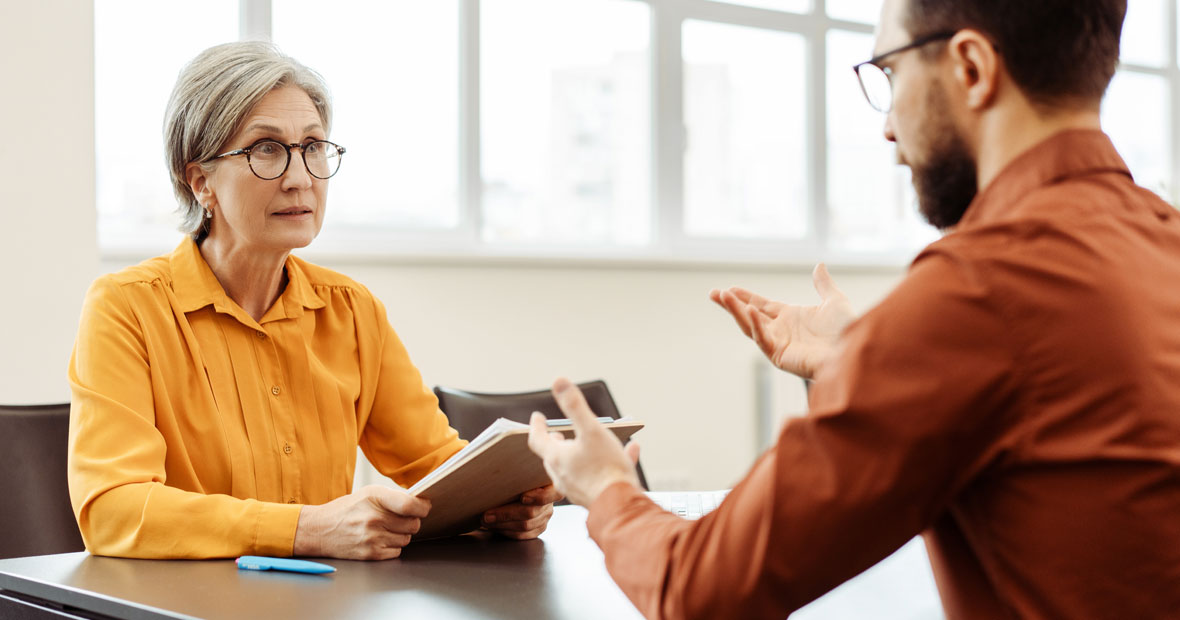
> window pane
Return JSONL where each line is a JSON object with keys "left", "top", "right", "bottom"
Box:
{"left": 827, "top": 30, "right": 935, "bottom": 253}
{"left": 482, "top": 0, "right": 651, "bottom": 246}
{"left": 95, "top": 0, "right": 237, "bottom": 247}
{"left": 682, "top": 21, "right": 808, "bottom": 240}
{"left": 707, "top": 0, "right": 810, "bottom": 13}
{"left": 1103, "top": 71, "right": 1171, "bottom": 198}
{"left": 826, "top": 0, "right": 880, "bottom": 24}
{"left": 274, "top": 1, "right": 459, "bottom": 232}
{"left": 1120, "top": 0, "right": 1167, "bottom": 67}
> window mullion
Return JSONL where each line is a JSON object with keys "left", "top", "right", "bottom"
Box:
{"left": 652, "top": 0, "right": 685, "bottom": 251}
{"left": 1170, "top": 0, "right": 1180, "bottom": 206}
{"left": 239, "top": 0, "right": 271, "bottom": 41}
{"left": 460, "top": 0, "right": 481, "bottom": 243}
{"left": 810, "top": 0, "right": 829, "bottom": 251}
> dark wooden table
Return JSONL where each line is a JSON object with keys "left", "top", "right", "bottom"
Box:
{"left": 0, "top": 505, "right": 644, "bottom": 619}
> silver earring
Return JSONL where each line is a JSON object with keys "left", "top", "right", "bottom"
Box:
{"left": 203, "top": 205, "right": 213, "bottom": 220}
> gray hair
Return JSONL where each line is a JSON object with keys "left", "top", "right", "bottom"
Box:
{"left": 163, "top": 41, "right": 332, "bottom": 241}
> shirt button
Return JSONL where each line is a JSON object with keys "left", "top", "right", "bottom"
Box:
{"left": 271, "top": 385, "right": 281, "bottom": 396}
{"left": 287, "top": 499, "right": 296, "bottom": 504}
{"left": 283, "top": 443, "right": 293, "bottom": 455}
{"left": 256, "top": 331, "right": 267, "bottom": 340}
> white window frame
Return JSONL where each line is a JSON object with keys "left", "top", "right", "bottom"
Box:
{"left": 103, "top": 0, "right": 1178, "bottom": 268}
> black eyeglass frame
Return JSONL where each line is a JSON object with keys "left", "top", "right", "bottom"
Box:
{"left": 852, "top": 30, "right": 958, "bottom": 112}
{"left": 206, "top": 138, "right": 347, "bottom": 180}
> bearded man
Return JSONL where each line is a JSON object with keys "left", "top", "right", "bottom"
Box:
{"left": 529, "top": 0, "right": 1180, "bottom": 618}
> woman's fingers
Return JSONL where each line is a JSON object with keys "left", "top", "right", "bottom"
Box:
{"left": 371, "top": 528, "right": 413, "bottom": 548}
{"left": 521, "top": 484, "right": 564, "bottom": 506}
{"left": 367, "top": 485, "right": 430, "bottom": 519}
{"left": 378, "top": 514, "right": 421, "bottom": 537}
{"left": 489, "top": 508, "right": 552, "bottom": 533}
{"left": 485, "top": 502, "right": 548, "bottom": 524}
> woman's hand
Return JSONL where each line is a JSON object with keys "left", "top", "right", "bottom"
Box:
{"left": 293, "top": 485, "right": 431, "bottom": 560}
{"left": 480, "top": 484, "right": 565, "bottom": 540}
{"left": 709, "top": 263, "right": 855, "bottom": 380}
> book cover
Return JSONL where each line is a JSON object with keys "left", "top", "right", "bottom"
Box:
{"left": 408, "top": 417, "right": 644, "bottom": 540}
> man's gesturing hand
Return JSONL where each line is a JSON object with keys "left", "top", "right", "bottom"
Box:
{"left": 527, "top": 378, "right": 642, "bottom": 507}
{"left": 293, "top": 485, "right": 431, "bottom": 560}
{"left": 709, "top": 263, "right": 855, "bottom": 379}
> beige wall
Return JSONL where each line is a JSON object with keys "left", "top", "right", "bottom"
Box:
{"left": 0, "top": 1, "right": 99, "bottom": 405}
{"left": 3, "top": 0, "right": 908, "bottom": 488}
{"left": 341, "top": 260, "right": 903, "bottom": 489}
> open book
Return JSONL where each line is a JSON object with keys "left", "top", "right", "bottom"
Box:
{"left": 408, "top": 417, "right": 644, "bottom": 540}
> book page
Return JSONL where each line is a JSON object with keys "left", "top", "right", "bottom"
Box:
{"left": 409, "top": 418, "right": 526, "bottom": 493}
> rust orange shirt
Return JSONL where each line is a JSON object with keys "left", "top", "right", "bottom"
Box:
{"left": 68, "top": 239, "right": 465, "bottom": 559}
{"left": 588, "top": 130, "right": 1180, "bottom": 619}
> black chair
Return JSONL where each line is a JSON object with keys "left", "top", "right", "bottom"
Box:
{"left": 433, "top": 379, "right": 649, "bottom": 490}
{"left": 0, "top": 403, "right": 85, "bottom": 559}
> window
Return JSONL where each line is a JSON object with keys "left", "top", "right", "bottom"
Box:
{"left": 481, "top": 0, "right": 651, "bottom": 246}
{"left": 1103, "top": 0, "right": 1174, "bottom": 200}
{"left": 94, "top": 0, "right": 1180, "bottom": 263}
{"left": 273, "top": 1, "right": 460, "bottom": 233}
{"left": 682, "top": 20, "right": 808, "bottom": 240}
{"left": 94, "top": 0, "right": 237, "bottom": 250}
{"left": 824, "top": 1, "right": 879, "bottom": 24}
{"left": 826, "top": 29, "right": 931, "bottom": 253}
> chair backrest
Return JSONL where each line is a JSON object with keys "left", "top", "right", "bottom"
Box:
{"left": 433, "top": 379, "right": 648, "bottom": 490}
{"left": 0, "top": 403, "right": 85, "bottom": 559}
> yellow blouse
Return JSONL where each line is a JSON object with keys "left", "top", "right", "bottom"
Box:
{"left": 68, "top": 239, "right": 465, "bottom": 559}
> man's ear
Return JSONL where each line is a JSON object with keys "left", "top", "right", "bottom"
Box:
{"left": 947, "top": 29, "right": 1000, "bottom": 111}
{"left": 185, "top": 162, "right": 216, "bottom": 208}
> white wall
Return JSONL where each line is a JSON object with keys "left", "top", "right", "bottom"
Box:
{"left": 0, "top": 1, "right": 99, "bottom": 405}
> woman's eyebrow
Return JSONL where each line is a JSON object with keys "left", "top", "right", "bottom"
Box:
{"left": 241, "top": 122, "right": 324, "bottom": 137}
{"left": 242, "top": 123, "right": 284, "bottom": 136}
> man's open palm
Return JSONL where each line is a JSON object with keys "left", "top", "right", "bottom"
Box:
{"left": 709, "top": 263, "right": 855, "bottom": 379}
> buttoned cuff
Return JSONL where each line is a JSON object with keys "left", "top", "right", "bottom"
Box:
{"left": 253, "top": 501, "right": 304, "bottom": 556}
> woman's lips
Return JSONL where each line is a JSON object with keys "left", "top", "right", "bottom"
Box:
{"left": 271, "top": 207, "right": 313, "bottom": 219}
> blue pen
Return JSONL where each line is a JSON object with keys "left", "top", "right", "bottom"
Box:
{"left": 236, "top": 556, "right": 336, "bottom": 574}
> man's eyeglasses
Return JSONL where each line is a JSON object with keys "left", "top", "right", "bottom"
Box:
{"left": 852, "top": 31, "right": 956, "bottom": 113}
{"left": 207, "top": 139, "right": 347, "bottom": 180}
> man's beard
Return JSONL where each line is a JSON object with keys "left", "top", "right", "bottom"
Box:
{"left": 909, "top": 88, "right": 978, "bottom": 231}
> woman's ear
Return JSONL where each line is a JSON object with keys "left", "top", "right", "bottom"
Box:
{"left": 947, "top": 29, "right": 1000, "bottom": 111}
{"left": 185, "top": 162, "right": 216, "bottom": 208}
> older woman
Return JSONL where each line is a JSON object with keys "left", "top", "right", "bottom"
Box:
{"left": 68, "top": 41, "right": 559, "bottom": 560}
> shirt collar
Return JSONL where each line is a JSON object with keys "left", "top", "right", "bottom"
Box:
{"left": 278, "top": 254, "right": 328, "bottom": 318}
{"left": 957, "top": 129, "right": 1132, "bottom": 229}
{"left": 169, "top": 238, "right": 326, "bottom": 322}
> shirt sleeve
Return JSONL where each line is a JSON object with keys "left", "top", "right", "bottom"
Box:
{"left": 68, "top": 276, "right": 302, "bottom": 559}
{"left": 587, "top": 248, "right": 1022, "bottom": 619}
{"left": 355, "top": 294, "right": 466, "bottom": 488}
